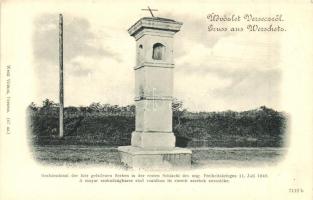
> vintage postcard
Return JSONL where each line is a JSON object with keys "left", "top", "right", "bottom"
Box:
{"left": 0, "top": 0, "right": 312, "bottom": 199}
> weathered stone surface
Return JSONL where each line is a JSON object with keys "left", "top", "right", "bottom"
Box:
{"left": 131, "top": 131, "right": 175, "bottom": 149}
{"left": 135, "top": 67, "right": 173, "bottom": 100}
{"left": 135, "top": 100, "right": 172, "bottom": 132}
{"left": 118, "top": 146, "right": 192, "bottom": 170}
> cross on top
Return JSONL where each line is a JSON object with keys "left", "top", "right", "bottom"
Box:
{"left": 141, "top": 6, "right": 158, "bottom": 17}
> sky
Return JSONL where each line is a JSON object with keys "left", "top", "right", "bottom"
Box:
{"left": 25, "top": 1, "right": 283, "bottom": 111}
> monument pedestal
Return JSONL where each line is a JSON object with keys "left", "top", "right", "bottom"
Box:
{"left": 131, "top": 131, "right": 176, "bottom": 149}
{"left": 118, "top": 146, "right": 192, "bottom": 170}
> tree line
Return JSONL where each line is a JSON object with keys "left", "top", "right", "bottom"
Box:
{"left": 27, "top": 99, "right": 288, "bottom": 147}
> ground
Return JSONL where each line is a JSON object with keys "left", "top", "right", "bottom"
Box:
{"left": 31, "top": 145, "right": 286, "bottom": 168}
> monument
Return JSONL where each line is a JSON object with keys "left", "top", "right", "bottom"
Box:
{"left": 118, "top": 11, "right": 192, "bottom": 169}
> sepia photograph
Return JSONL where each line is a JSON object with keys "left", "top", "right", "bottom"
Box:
{"left": 1, "top": 0, "right": 312, "bottom": 199}
{"left": 26, "top": 5, "right": 287, "bottom": 169}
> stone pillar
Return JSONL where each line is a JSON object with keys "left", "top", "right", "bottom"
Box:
{"left": 118, "top": 17, "right": 192, "bottom": 169}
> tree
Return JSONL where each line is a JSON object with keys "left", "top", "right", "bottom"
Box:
{"left": 172, "top": 98, "right": 186, "bottom": 129}
{"left": 42, "top": 99, "right": 56, "bottom": 108}
{"left": 89, "top": 102, "right": 102, "bottom": 112}
{"left": 28, "top": 102, "right": 38, "bottom": 111}
{"left": 172, "top": 98, "right": 183, "bottom": 112}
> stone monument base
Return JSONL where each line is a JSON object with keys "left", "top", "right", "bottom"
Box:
{"left": 131, "top": 131, "right": 176, "bottom": 149}
{"left": 118, "top": 146, "right": 192, "bottom": 170}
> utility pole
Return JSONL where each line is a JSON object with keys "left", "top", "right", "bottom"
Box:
{"left": 59, "top": 14, "right": 64, "bottom": 138}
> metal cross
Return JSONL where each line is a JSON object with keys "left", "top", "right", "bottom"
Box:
{"left": 141, "top": 6, "right": 158, "bottom": 17}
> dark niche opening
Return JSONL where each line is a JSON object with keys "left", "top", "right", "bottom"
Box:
{"left": 152, "top": 43, "right": 165, "bottom": 60}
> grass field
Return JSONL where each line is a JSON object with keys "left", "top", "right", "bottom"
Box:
{"left": 31, "top": 145, "right": 286, "bottom": 168}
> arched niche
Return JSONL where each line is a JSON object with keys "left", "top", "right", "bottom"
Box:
{"left": 152, "top": 43, "right": 166, "bottom": 60}
{"left": 137, "top": 44, "right": 144, "bottom": 64}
